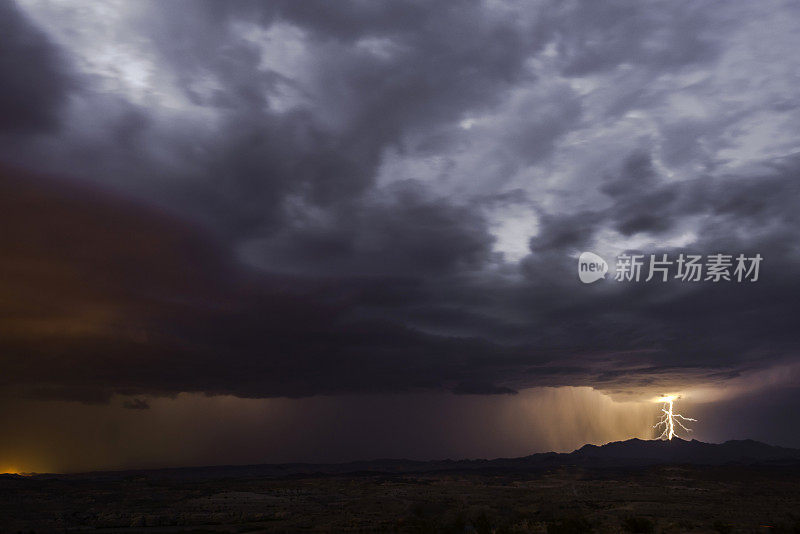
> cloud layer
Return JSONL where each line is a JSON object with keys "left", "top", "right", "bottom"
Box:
{"left": 2, "top": 0, "right": 800, "bottom": 409}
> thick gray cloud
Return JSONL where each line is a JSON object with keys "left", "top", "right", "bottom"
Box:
{"left": 0, "top": 0, "right": 69, "bottom": 133}
{"left": 1, "top": 0, "right": 800, "bottom": 412}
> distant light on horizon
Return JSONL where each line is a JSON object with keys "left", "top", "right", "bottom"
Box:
{"left": 1, "top": 466, "right": 23, "bottom": 475}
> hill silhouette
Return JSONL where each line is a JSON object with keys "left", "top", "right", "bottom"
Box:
{"left": 8, "top": 439, "right": 800, "bottom": 532}
{"left": 21, "top": 438, "right": 800, "bottom": 481}
{"left": 569, "top": 437, "right": 800, "bottom": 466}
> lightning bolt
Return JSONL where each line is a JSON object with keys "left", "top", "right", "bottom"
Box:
{"left": 653, "top": 395, "right": 697, "bottom": 440}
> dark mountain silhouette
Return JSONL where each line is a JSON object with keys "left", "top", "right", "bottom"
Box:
{"left": 570, "top": 437, "right": 800, "bottom": 466}
{"left": 20, "top": 438, "right": 800, "bottom": 481}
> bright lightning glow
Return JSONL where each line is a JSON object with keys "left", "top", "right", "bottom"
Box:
{"left": 653, "top": 395, "right": 697, "bottom": 440}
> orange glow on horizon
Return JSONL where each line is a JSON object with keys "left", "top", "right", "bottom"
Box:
{"left": 1, "top": 467, "right": 24, "bottom": 475}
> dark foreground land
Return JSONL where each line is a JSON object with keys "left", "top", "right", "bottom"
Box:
{"left": 3, "top": 440, "right": 800, "bottom": 533}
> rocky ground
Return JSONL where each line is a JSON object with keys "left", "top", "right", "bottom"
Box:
{"left": 2, "top": 464, "right": 800, "bottom": 533}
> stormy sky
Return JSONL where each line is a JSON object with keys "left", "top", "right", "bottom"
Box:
{"left": 2, "top": 0, "right": 800, "bottom": 472}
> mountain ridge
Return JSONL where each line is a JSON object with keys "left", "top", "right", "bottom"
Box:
{"left": 568, "top": 437, "right": 800, "bottom": 465}
{"left": 13, "top": 438, "right": 800, "bottom": 481}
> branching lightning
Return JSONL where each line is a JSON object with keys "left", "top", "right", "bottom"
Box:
{"left": 653, "top": 395, "right": 697, "bottom": 440}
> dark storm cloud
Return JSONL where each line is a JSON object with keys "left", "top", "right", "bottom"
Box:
{"left": 520, "top": 151, "right": 800, "bottom": 380}
{"left": 121, "top": 398, "right": 150, "bottom": 410}
{"left": 0, "top": 0, "right": 70, "bottom": 133}
{"left": 245, "top": 180, "right": 495, "bottom": 276}
{"left": 1, "top": 0, "right": 800, "bottom": 406}
{"left": 0, "top": 165, "right": 523, "bottom": 401}
{"left": 603, "top": 153, "right": 681, "bottom": 236}
{"left": 548, "top": 0, "right": 720, "bottom": 76}
{"left": 452, "top": 382, "right": 518, "bottom": 395}
{"left": 115, "top": 0, "right": 549, "bottom": 238}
